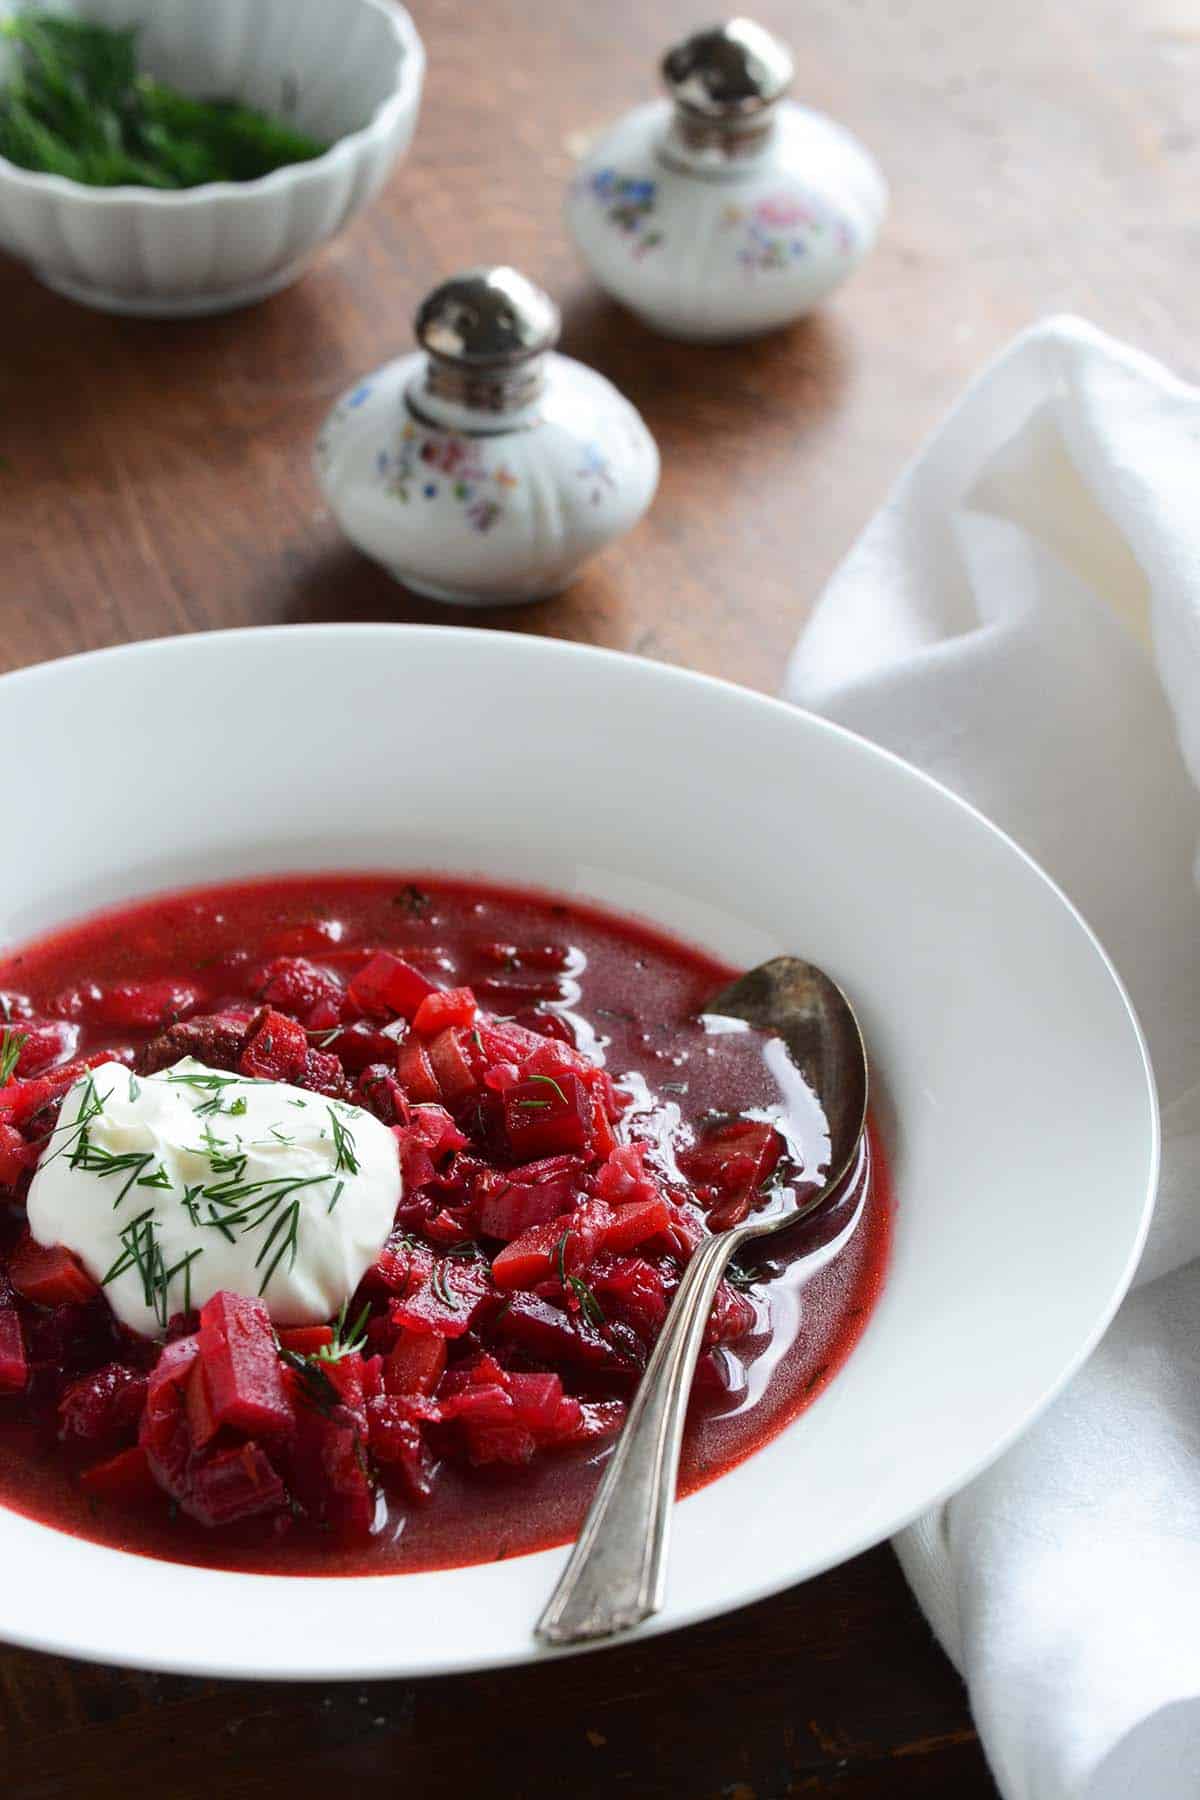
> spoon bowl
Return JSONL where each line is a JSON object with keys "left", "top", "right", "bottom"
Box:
{"left": 535, "top": 955, "right": 869, "bottom": 1646}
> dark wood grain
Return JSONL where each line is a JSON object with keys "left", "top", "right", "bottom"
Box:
{"left": 2, "top": 0, "right": 1190, "bottom": 1789}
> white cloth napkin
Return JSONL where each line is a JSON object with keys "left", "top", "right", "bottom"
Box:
{"left": 785, "top": 315, "right": 1200, "bottom": 1800}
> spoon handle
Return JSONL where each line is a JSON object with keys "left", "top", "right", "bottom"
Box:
{"left": 535, "top": 1225, "right": 741, "bottom": 1645}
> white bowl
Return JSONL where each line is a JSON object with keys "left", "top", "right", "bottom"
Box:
{"left": 0, "top": 0, "right": 424, "bottom": 316}
{"left": 0, "top": 626, "right": 1157, "bottom": 1678}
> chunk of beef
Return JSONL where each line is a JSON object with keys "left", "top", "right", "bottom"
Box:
{"left": 136, "top": 1011, "right": 252, "bottom": 1076}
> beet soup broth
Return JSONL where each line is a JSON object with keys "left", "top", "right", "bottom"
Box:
{"left": 0, "top": 875, "right": 890, "bottom": 1576}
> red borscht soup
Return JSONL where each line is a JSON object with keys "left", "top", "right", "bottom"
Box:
{"left": 0, "top": 876, "right": 889, "bottom": 1576}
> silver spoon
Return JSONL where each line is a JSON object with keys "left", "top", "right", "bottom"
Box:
{"left": 535, "top": 956, "right": 869, "bottom": 1647}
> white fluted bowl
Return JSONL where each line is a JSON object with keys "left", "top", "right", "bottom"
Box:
{"left": 0, "top": 0, "right": 424, "bottom": 316}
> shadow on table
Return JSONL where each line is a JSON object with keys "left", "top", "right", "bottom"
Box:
{"left": 556, "top": 281, "right": 854, "bottom": 455}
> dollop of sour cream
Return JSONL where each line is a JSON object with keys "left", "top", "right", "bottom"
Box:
{"left": 26, "top": 1058, "right": 402, "bottom": 1338}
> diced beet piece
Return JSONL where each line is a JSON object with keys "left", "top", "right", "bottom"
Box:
{"left": 586, "top": 1087, "right": 618, "bottom": 1159}
{"left": 390, "top": 1254, "right": 495, "bottom": 1339}
{"left": 445, "top": 1382, "right": 514, "bottom": 1428}
{"left": 79, "top": 1444, "right": 160, "bottom": 1506}
{"left": 186, "top": 1442, "right": 287, "bottom": 1527}
{"left": 363, "top": 1231, "right": 430, "bottom": 1300}
{"left": 258, "top": 956, "right": 344, "bottom": 1022}
{"left": 324, "top": 1023, "right": 404, "bottom": 1075}
{"left": 474, "top": 1018, "right": 549, "bottom": 1070}
{"left": 570, "top": 1399, "right": 627, "bottom": 1444}
{"left": 57, "top": 1362, "right": 147, "bottom": 1444}
{"left": 356, "top": 1065, "right": 408, "bottom": 1125}
{"left": 299, "top": 1047, "right": 350, "bottom": 1099}
{"left": 514, "top": 1009, "right": 578, "bottom": 1047}
{"left": 186, "top": 1356, "right": 222, "bottom": 1450}
{"left": 276, "top": 1324, "right": 334, "bottom": 1356}
{"left": 0, "top": 1309, "right": 27, "bottom": 1392}
{"left": 392, "top": 1104, "right": 467, "bottom": 1190}
{"left": 348, "top": 952, "right": 439, "bottom": 1021}
{"left": 705, "top": 1279, "right": 757, "bottom": 1347}
{"left": 503, "top": 1072, "right": 591, "bottom": 1160}
{"left": 490, "top": 1219, "right": 569, "bottom": 1291}
{"left": 474, "top": 1164, "right": 584, "bottom": 1240}
{"left": 13, "top": 1020, "right": 79, "bottom": 1078}
{"left": 490, "top": 1293, "right": 618, "bottom": 1371}
{"left": 426, "top": 1027, "right": 480, "bottom": 1103}
{"left": 198, "top": 1292, "right": 293, "bottom": 1438}
{"left": 286, "top": 1360, "right": 374, "bottom": 1541}
{"left": 239, "top": 1008, "right": 309, "bottom": 1084}
{"left": 654, "top": 1196, "right": 706, "bottom": 1260}
{"left": 506, "top": 1371, "right": 567, "bottom": 1432}
{"left": 140, "top": 1334, "right": 200, "bottom": 1491}
{"left": 593, "top": 1256, "right": 670, "bottom": 1340}
{"left": 677, "top": 1119, "right": 783, "bottom": 1229}
{"left": 91, "top": 979, "right": 206, "bottom": 1030}
{"left": 8, "top": 1234, "right": 99, "bottom": 1307}
{"left": 313, "top": 1022, "right": 395, "bottom": 1072}
{"left": 453, "top": 1415, "right": 537, "bottom": 1466}
{"left": 601, "top": 1195, "right": 672, "bottom": 1253}
{"left": 0, "top": 1123, "right": 33, "bottom": 1187}
{"left": 595, "top": 1143, "right": 659, "bottom": 1208}
{"left": 395, "top": 1037, "right": 441, "bottom": 1103}
{"left": 523, "top": 1039, "right": 591, "bottom": 1080}
{"left": 412, "top": 986, "right": 477, "bottom": 1037}
{"left": 384, "top": 1326, "right": 447, "bottom": 1396}
{"left": 482, "top": 1060, "right": 522, "bottom": 1095}
{"left": 365, "top": 1395, "right": 438, "bottom": 1499}
{"left": 0, "top": 1061, "right": 99, "bottom": 1129}
{"left": 491, "top": 1199, "right": 612, "bottom": 1291}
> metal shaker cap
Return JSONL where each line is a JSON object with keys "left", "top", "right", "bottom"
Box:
{"left": 661, "top": 18, "right": 793, "bottom": 118}
{"left": 414, "top": 267, "right": 560, "bottom": 368}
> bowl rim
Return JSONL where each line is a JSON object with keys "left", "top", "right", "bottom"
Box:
{"left": 0, "top": 624, "right": 1162, "bottom": 1679}
{"left": 0, "top": 0, "right": 425, "bottom": 205}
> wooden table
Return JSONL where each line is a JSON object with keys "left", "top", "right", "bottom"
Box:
{"left": 1, "top": 0, "right": 1190, "bottom": 1791}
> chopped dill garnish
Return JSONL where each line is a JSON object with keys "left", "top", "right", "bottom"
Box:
{"left": 395, "top": 884, "right": 431, "bottom": 919}
{"left": 101, "top": 1208, "right": 203, "bottom": 1328}
{"left": 527, "top": 1074, "right": 568, "bottom": 1106}
{"left": 0, "top": 13, "right": 329, "bottom": 189}
{"left": 254, "top": 1197, "right": 302, "bottom": 1297}
{"left": 316, "top": 1298, "right": 371, "bottom": 1363}
{"left": 0, "top": 1028, "right": 27, "bottom": 1086}
{"left": 568, "top": 1274, "right": 605, "bottom": 1328}
{"left": 431, "top": 1259, "right": 459, "bottom": 1310}
{"left": 327, "top": 1106, "right": 359, "bottom": 1176}
{"left": 278, "top": 1346, "right": 341, "bottom": 1417}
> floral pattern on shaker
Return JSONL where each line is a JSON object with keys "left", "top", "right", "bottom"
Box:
{"left": 315, "top": 380, "right": 374, "bottom": 469}
{"left": 582, "top": 167, "right": 664, "bottom": 256}
{"left": 575, "top": 441, "right": 616, "bottom": 505}
{"left": 723, "top": 192, "right": 856, "bottom": 272}
{"left": 377, "top": 423, "right": 519, "bottom": 533}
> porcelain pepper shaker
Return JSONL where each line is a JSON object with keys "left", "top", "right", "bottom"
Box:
{"left": 315, "top": 267, "right": 659, "bottom": 605}
{"left": 565, "top": 18, "right": 887, "bottom": 343}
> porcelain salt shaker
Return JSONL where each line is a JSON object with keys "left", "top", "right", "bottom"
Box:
{"left": 565, "top": 18, "right": 887, "bottom": 343}
{"left": 315, "top": 267, "right": 659, "bottom": 605}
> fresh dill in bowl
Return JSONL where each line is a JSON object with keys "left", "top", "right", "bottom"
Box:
{"left": 0, "top": 10, "right": 329, "bottom": 187}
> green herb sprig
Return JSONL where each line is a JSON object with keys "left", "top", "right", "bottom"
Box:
{"left": 0, "top": 12, "right": 328, "bottom": 189}
{"left": 0, "top": 1027, "right": 27, "bottom": 1086}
